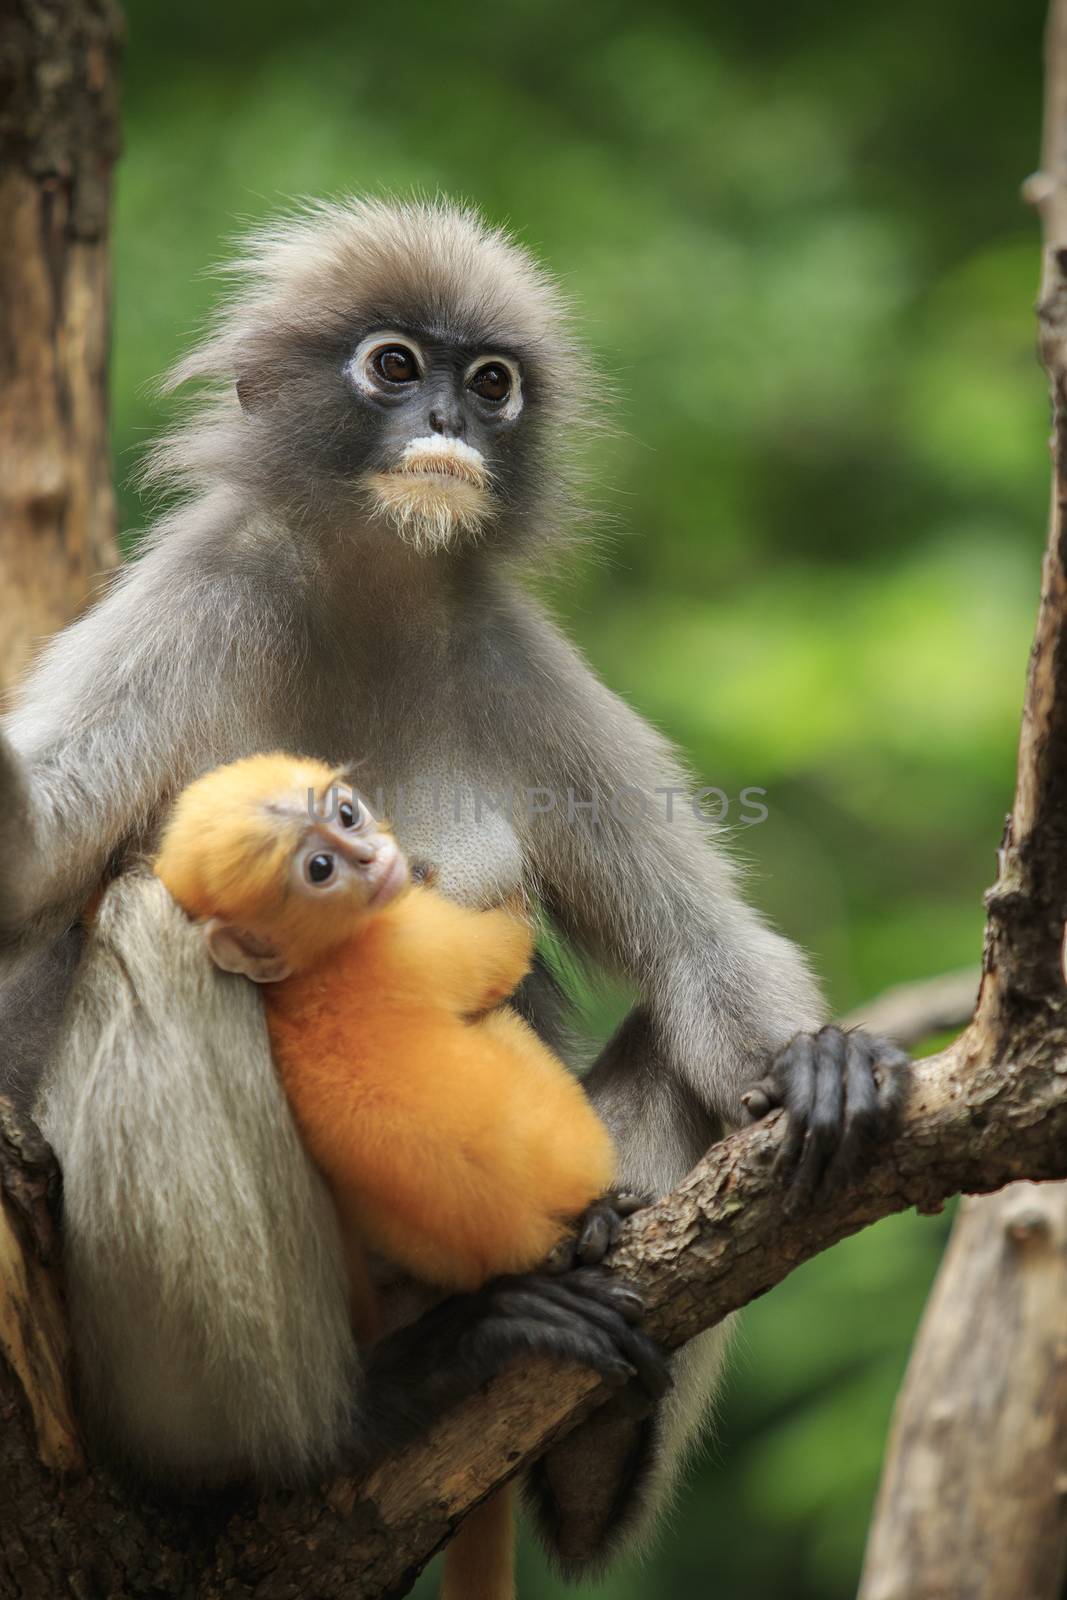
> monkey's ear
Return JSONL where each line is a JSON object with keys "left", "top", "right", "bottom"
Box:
{"left": 202, "top": 919, "right": 291, "bottom": 984}
{"left": 234, "top": 343, "right": 279, "bottom": 414}
{"left": 235, "top": 370, "right": 278, "bottom": 414}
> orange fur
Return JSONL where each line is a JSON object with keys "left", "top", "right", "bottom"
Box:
{"left": 265, "top": 894, "right": 615, "bottom": 1292}
{"left": 155, "top": 754, "right": 616, "bottom": 1600}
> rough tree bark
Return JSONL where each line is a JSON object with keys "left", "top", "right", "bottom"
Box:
{"left": 0, "top": 0, "right": 122, "bottom": 694}
{"left": 859, "top": 1185, "right": 1067, "bottom": 1600}
{"left": 858, "top": 4, "right": 1067, "bottom": 1595}
{"left": 2, "top": 7, "right": 1067, "bottom": 1600}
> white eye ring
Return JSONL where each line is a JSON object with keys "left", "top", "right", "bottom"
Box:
{"left": 463, "top": 354, "right": 523, "bottom": 423}
{"left": 346, "top": 331, "right": 426, "bottom": 397}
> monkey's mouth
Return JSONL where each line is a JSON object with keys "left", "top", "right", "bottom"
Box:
{"left": 364, "top": 437, "right": 491, "bottom": 552}
{"left": 391, "top": 435, "right": 488, "bottom": 489}
{"left": 368, "top": 846, "right": 410, "bottom": 909}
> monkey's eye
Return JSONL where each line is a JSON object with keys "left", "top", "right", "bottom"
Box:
{"left": 305, "top": 852, "right": 336, "bottom": 886}
{"left": 469, "top": 363, "right": 511, "bottom": 403}
{"left": 372, "top": 346, "right": 419, "bottom": 384}
{"left": 338, "top": 798, "right": 363, "bottom": 830}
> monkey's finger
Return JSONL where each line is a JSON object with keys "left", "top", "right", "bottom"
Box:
{"left": 820, "top": 1030, "right": 882, "bottom": 1188}
{"left": 476, "top": 1285, "right": 629, "bottom": 1350}
{"left": 609, "top": 1190, "right": 654, "bottom": 1216}
{"left": 523, "top": 1270, "right": 645, "bottom": 1326}
{"left": 471, "top": 1292, "right": 637, "bottom": 1387}
{"left": 834, "top": 1031, "right": 911, "bottom": 1183}
{"left": 595, "top": 1324, "right": 672, "bottom": 1401}
{"left": 481, "top": 1322, "right": 636, "bottom": 1389}
{"left": 532, "top": 1284, "right": 669, "bottom": 1398}
{"left": 740, "top": 1079, "right": 778, "bottom": 1121}
{"left": 523, "top": 1273, "right": 671, "bottom": 1397}
{"left": 790, "top": 1027, "right": 846, "bottom": 1202}
{"left": 529, "top": 1274, "right": 645, "bottom": 1338}
{"left": 544, "top": 1235, "right": 579, "bottom": 1274}
{"left": 871, "top": 1035, "right": 911, "bottom": 1117}
{"left": 773, "top": 1034, "right": 816, "bottom": 1174}
{"left": 576, "top": 1210, "right": 613, "bottom": 1264}
{"left": 618, "top": 1329, "right": 672, "bottom": 1400}
{"left": 574, "top": 1191, "right": 653, "bottom": 1265}
{"left": 554, "top": 1269, "right": 647, "bottom": 1325}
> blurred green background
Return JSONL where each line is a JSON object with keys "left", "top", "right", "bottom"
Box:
{"left": 112, "top": 0, "right": 1048, "bottom": 1593}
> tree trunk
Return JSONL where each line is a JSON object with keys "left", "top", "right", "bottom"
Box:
{"left": 0, "top": 0, "right": 122, "bottom": 694}
{"left": 859, "top": 2, "right": 1067, "bottom": 1594}
{"left": 859, "top": 1185, "right": 1067, "bottom": 1600}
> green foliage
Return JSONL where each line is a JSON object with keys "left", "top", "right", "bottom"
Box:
{"left": 114, "top": 0, "right": 1047, "bottom": 1590}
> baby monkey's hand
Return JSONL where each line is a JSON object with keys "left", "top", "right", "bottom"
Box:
{"left": 546, "top": 1189, "right": 653, "bottom": 1273}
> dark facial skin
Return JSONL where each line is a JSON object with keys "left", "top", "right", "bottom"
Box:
{"left": 237, "top": 314, "right": 545, "bottom": 527}
{"left": 346, "top": 329, "right": 523, "bottom": 466}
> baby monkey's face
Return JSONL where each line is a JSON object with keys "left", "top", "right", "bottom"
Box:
{"left": 155, "top": 755, "right": 412, "bottom": 985}
{"left": 297, "top": 787, "right": 410, "bottom": 915}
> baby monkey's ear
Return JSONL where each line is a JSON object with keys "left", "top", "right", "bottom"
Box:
{"left": 202, "top": 918, "right": 291, "bottom": 984}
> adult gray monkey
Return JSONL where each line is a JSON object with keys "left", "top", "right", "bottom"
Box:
{"left": 0, "top": 198, "right": 908, "bottom": 1573}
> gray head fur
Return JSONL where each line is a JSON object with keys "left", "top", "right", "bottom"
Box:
{"left": 144, "top": 196, "right": 597, "bottom": 558}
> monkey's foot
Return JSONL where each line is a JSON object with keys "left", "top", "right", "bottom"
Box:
{"left": 741, "top": 1024, "right": 909, "bottom": 1202}
{"left": 545, "top": 1190, "right": 652, "bottom": 1272}
{"left": 354, "top": 1269, "right": 670, "bottom": 1467}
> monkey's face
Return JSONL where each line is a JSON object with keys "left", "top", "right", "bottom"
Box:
{"left": 211, "top": 201, "right": 589, "bottom": 555}
{"left": 344, "top": 328, "right": 526, "bottom": 552}
{"left": 159, "top": 756, "right": 412, "bottom": 984}
{"left": 237, "top": 321, "right": 542, "bottom": 554}
{"left": 292, "top": 789, "right": 410, "bottom": 920}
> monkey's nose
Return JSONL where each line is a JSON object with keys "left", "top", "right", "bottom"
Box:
{"left": 428, "top": 404, "right": 466, "bottom": 439}
{"left": 339, "top": 834, "right": 380, "bottom": 865}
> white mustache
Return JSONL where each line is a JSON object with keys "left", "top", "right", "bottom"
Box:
{"left": 396, "top": 436, "right": 488, "bottom": 485}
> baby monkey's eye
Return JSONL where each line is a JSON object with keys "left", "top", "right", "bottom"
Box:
{"left": 305, "top": 852, "right": 336, "bottom": 886}
{"left": 469, "top": 363, "right": 511, "bottom": 402}
{"left": 373, "top": 346, "right": 418, "bottom": 384}
{"left": 338, "top": 798, "right": 363, "bottom": 830}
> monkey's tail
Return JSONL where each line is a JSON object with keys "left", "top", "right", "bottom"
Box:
{"left": 441, "top": 1482, "right": 515, "bottom": 1600}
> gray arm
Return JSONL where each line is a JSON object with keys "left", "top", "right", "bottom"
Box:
{"left": 0, "top": 535, "right": 280, "bottom": 943}
{"left": 500, "top": 602, "right": 824, "bottom": 1130}
{"left": 508, "top": 600, "right": 907, "bottom": 1576}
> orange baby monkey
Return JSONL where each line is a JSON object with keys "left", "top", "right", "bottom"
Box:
{"left": 154, "top": 752, "right": 619, "bottom": 1600}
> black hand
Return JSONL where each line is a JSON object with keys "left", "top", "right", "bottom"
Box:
{"left": 741, "top": 1025, "right": 910, "bottom": 1201}
{"left": 353, "top": 1267, "right": 671, "bottom": 1468}
{"left": 545, "top": 1189, "right": 653, "bottom": 1272}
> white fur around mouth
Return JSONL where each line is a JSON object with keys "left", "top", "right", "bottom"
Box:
{"left": 395, "top": 435, "right": 487, "bottom": 487}
{"left": 366, "top": 437, "right": 491, "bottom": 552}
